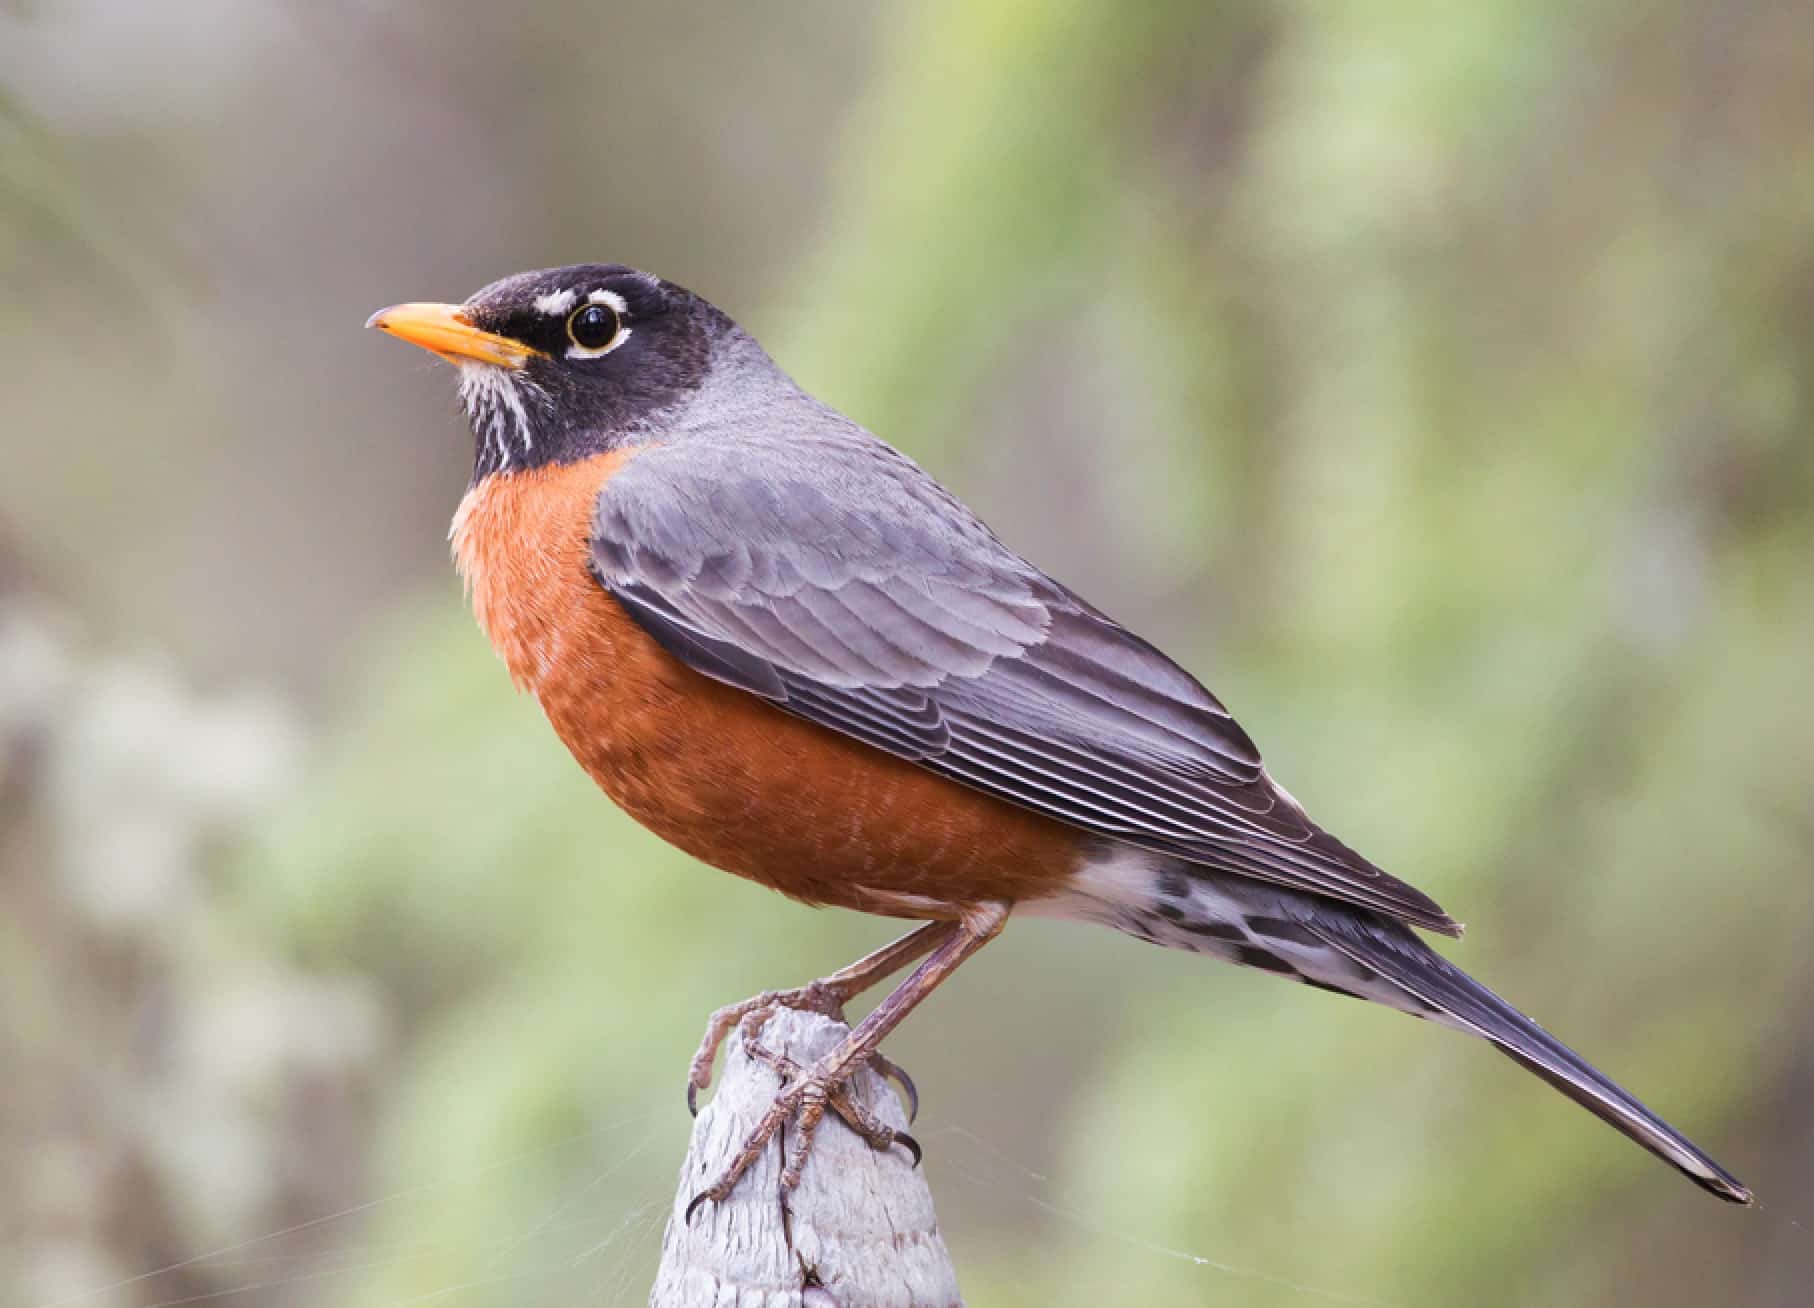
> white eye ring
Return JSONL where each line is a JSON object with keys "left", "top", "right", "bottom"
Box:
{"left": 565, "top": 294, "right": 630, "bottom": 359}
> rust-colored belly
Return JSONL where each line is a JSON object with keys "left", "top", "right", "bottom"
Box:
{"left": 451, "top": 451, "right": 1081, "bottom": 918}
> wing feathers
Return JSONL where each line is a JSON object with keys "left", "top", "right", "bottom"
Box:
{"left": 591, "top": 441, "right": 1458, "bottom": 935}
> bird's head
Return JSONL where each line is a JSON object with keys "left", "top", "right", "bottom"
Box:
{"left": 368, "top": 264, "right": 728, "bottom": 480}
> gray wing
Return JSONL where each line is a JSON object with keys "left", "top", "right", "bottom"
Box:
{"left": 592, "top": 435, "right": 1459, "bottom": 935}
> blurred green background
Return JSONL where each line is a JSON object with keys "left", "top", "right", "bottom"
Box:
{"left": 4, "top": 2, "right": 1812, "bottom": 1305}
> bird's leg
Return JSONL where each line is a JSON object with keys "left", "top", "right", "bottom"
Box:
{"left": 688, "top": 902, "right": 1007, "bottom": 1217}
{"left": 686, "top": 919, "right": 957, "bottom": 1114}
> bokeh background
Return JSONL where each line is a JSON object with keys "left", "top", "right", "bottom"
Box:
{"left": 4, "top": 2, "right": 1813, "bottom": 1305}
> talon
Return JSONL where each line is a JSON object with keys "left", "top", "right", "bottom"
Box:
{"left": 685, "top": 1191, "right": 712, "bottom": 1224}
{"left": 872, "top": 1054, "right": 919, "bottom": 1122}
{"left": 895, "top": 1129, "right": 923, "bottom": 1169}
{"left": 690, "top": 1047, "right": 913, "bottom": 1204}
{"left": 685, "top": 985, "right": 834, "bottom": 1122}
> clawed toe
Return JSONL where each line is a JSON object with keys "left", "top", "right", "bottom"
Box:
{"left": 684, "top": 1187, "right": 715, "bottom": 1224}
{"left": 683, "top": 982, "right": 848, "bottom": 1114}
{"left": 894, "top": 1129, "right": 922, "bottom": 1169}
{"left": 870, "top": 1052, "right": 919, "bottom": 1122}
{"left": 685, "top": 1047, "right": 925, "bottom": 1217}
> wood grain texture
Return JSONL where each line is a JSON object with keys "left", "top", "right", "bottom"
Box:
{"left": 452, "top": 456, "right": 1084, "bottom": 918}
{"left": 650, "top": 1007, "right": 961, "bottom": 1308}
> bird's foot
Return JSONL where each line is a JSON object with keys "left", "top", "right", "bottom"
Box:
{"left": 685, "top": 979, "right": 846, "bottom": 1115}
{"left": 685, "top": 1012, "right": 920, "bottom": 1220}
{"left": 737, "top": 1010, "right": 920, "bottom": 1166}
{"left": 685, "top": 982, "right": 917, "bottom": 1120}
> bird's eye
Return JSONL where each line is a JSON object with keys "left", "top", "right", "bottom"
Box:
{"left": 566, "top": 302, "right": 624, "bottom": 354}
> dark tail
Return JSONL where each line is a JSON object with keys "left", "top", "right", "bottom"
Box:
{"left": 1305, "top": 913, "right": 1753, "bottom": 1205}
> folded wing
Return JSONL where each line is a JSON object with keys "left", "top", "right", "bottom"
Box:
{"left": 592, "top": 436, "right": 1459, "bottom": 935}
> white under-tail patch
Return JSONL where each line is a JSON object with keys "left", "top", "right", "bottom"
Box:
{"left": 1019, "top": 845, "right": 1437, "bottom": 1018}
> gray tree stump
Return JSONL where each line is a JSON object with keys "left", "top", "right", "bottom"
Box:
{"left": 649, "top": 1007, "right": 962, "bottom": 1308}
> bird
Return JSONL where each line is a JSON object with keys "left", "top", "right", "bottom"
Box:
{"left": 368, "top": 263, "right": 1752, "bottom": 1210}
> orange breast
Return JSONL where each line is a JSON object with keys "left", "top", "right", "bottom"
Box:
{"left": 450, "top": 450, "right": 1083, "bottom": 918}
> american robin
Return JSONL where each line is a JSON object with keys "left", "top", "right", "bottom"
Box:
{"left": 368, "top": 264, "right": 1751, "bottom": 1210}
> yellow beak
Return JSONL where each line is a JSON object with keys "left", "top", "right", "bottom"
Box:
{"left": 365, "top": 302, "right": 541, "bottom": 369}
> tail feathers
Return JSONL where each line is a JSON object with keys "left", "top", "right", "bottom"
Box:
{"left": 1305, "top": 915, "right": 1753, "bottom": 1205}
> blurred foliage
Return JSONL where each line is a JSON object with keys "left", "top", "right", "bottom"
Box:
{"left": 6, "top": 1, "right": 1814, "bottom": 1306}
{"left": 0, "top": 585, "right": 384, "bottom": 1305}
